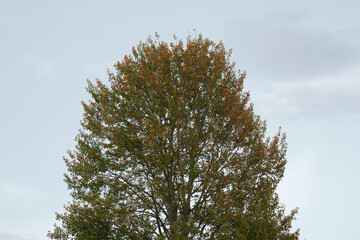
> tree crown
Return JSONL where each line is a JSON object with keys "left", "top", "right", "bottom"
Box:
{"left": 49, "top": 34, "right": 299, "bottom": 240}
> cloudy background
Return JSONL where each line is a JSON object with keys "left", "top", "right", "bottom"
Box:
{"left": 1, "top": 0, "right": 359, "bottom": 239}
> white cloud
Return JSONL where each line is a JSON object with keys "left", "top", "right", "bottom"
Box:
{"left": 0, "top": 181, "right": 50, "bottom": 199}
{"left": 14, "top": 54, "right": 56, "bottom": 79}
{"left": 277, "top": 148, "right": 315, "bottom": 211}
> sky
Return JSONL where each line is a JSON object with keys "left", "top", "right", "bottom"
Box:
{"left": 1, "top": 0, "right": 359, "bottom": 239}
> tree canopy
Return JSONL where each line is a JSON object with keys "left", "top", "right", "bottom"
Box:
{"left": 49, "top": 34, "right": 299, "bottom": 240}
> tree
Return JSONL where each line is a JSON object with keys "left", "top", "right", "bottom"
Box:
{"left": 49, "top": 34, "right": 299, "bottom": 240}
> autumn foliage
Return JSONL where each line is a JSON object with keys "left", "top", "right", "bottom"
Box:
{"left": 49, "top": 34, "right": 299, "bottom": 239}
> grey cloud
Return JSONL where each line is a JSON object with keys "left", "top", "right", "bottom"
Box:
{"left": 0, "top": 233, "right": 36, "bottom": 240}
{"left": 250, "top": 66, "right": 360, "bottom": 119}
{"left": 225, "top": 13, "right": 360, "bottom": 81}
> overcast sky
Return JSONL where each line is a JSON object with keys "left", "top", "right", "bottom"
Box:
{"left": 1, "top": 0, "right": 359, "bottom": 239}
